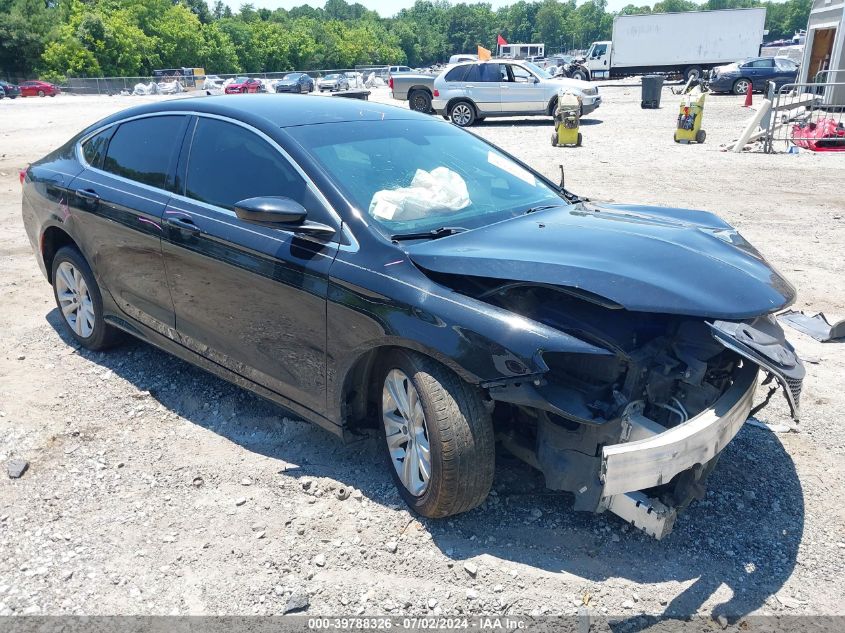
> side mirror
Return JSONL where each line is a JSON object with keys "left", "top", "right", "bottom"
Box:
{"left": 532, "top": 77, "right": 540, "bottom": 84}
{"left": 234, "top": 197, "right": 336, "bottom": 237}
{"left": 235, "top": 196, "right": 307, "bottom": 224}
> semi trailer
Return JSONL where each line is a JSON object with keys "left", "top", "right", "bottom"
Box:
{"left": 581, "top": 8, "right": 767, "bottom": 82}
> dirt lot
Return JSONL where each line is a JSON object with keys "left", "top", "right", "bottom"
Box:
{"left": 1, "top": 84, "right": 844, "bottom": 623}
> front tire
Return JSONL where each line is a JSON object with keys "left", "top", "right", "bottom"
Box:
{"left": 378, "top": 350, "right": 494, "bottom": 518}
{"left": 51, "top": 247, "right": 123, "bottom": 351}
{"left": 733, "top": 78, "right": 752, "bottom": 95}
{"left": 570, "top": 69, "right": 587, "bottom": 81}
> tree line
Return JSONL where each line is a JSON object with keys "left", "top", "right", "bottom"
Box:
{"left": 0, "top": 0, "right": 812, "bottom": 82}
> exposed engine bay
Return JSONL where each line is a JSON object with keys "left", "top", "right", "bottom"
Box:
{"left": 429, "top": 275, "right": 805, "bottom": 538}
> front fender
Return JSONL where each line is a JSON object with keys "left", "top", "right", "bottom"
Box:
{"left": 326, "top": 250, "right": 612, "bottom": 423}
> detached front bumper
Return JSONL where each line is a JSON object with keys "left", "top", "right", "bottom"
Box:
{"left": 598, "top": 363, "right": 758, "bottom": 538}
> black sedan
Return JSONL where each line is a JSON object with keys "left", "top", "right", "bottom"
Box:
{"left": 708, "top": 56, "right": 799, "bottom": 95}
{"left": 275, "top": 72, "right": 314, "bottom": 94}
{"left": 0, "top": 80, "right": 21, "bottom": 98}
{"left": 21, "top": 96, "right": 803, "bottom": 537}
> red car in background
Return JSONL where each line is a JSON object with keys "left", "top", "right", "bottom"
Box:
{"left": 224, "top": 77, "right": 263, "bottom": 94}
{"left": 19, "top": 80, "right": 60, "bottom": 97}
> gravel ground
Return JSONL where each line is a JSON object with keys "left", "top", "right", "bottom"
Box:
{"left": 1, "top": 84, "right": 844, "bottom": 622}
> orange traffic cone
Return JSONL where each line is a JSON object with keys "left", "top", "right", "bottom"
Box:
{"left": 742, "top": 82, "right": 753, "bottom": 107}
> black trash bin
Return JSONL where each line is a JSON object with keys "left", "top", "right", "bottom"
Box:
{"left": 641, "top": 75, "right": 664, "bottom": 109}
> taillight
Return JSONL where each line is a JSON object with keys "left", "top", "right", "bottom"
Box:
{"left": 433, "top": 89, "right": 440, "bottom": 97}
{"left": 389, "top": 77, "right": 394, "bottom": 89}
{"left": 19, "top": 167, "right": 27, "bottom": 186}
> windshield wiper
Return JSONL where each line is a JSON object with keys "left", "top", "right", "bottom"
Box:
{"left": 390, "top": 226, "right": 468, "bottom": 241}
{"left": 523, "top": 204, "right": 565, "bottom": 215}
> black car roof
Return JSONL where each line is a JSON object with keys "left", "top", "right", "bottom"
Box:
{"left": 86, "top": 94, "right": 426, "bottom": 133}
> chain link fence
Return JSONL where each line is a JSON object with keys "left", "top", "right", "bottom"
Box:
{"left": 62, "top": 67, "right": 389, "bottom": 95}
{"left": 764, "top": 71, "right": 845, "bottom": 153}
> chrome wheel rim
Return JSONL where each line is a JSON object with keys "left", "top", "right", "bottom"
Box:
{"left": 736, "top": 80, "right": 750, "bottom": 94}
{"left": 56, "top": 261, "right": 95, "bottom": 338}
{"left": 451, "top": 104, "right": 472, "bottom": 126}
{"left": 382, "top": 369, "right": 431, "bottom": 496}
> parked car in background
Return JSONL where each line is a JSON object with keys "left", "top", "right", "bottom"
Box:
{"left": 225, "top": 77, "right": 263, "bottom": 94}
{"left": 708, "top": 57, "right": 800, "bottom": 95}
{"left": 432, "top": 59, "right": 601, "bottom": 127}
{"left": 387, "top": 65, "right": 412, "bottom": 76}
{"left": 19, "top": 80, "right": 60, "bottom": 97}
{"left": 390, "top": 73, "right": 436, "bottom": 112}
{"left": 21, "top": 95, "right": 803, "bottom": 539}
{"left": 202, "top": 75, "right": 225, "bottom": 91}
{"left": 448, "top": 54, "right": 478, "bottom": 65}
{"left": 318, "top": 73, "right": 349, "bottom": 92}
{"left": 0, "top": 81, "right": 21, "bottom": 99}
{"left": 275, "top": 72, "right": 314, "bottom": 94}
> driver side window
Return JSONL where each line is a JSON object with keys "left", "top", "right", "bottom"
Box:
{"left": 184, "top": 118, "right": 336, "bottom": 230}
{"left": 509, "top": 65, "right": 534, "bottom": 83}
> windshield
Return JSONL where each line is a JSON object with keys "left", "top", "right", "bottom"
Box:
{"left": 521, "top": 61, "right": 551, "bottom": 79}
{"left": 325, "top": 74, "right": 340, "bottom": 80}
{"left": 234, "top": 77, "right": 248, "bottom": 83}
{"left": 283, "top": 73, "right": 301, "bottom": 80}
{"left": 286, "top": 119, "right": 566, "bottom": 238}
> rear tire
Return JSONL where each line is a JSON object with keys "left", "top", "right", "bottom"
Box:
{"left": 684, "top": 66, "right": 703, "bottom": 82}
{"left": 38, "top": 90, "right": 45, "bottom": 97}
{"left": 695, "top": 129, "right": 706, "bottom": 144}
{"left": 51, "top": 246, "right": 123, "bottom": 351}
{"left": 576, "top": 132, "right": 583, "bottom": 147}
{"left": 409, "top": 89, "right": 432, "bottom": 113}
{"left": 378, "top": 350, "right": 494, "bottom": 518}
{"left": 448, "top": 101, "right": 476, "bottom": 127}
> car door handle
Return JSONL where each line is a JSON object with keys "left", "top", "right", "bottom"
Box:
{"left": 75, "top": 188, "right": 99, "bottom": 202}
{"left": 167, "top": 216, "right": 201, "bottom": 235}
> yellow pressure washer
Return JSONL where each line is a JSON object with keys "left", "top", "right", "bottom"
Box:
{"left": 674, "top": 90, "right": 707, "bottom": 144}
{"left": 551, "top": 91, "right": 582, "bottom": 147}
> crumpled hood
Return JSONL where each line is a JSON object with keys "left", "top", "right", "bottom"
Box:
{"left": 405, "top": 203, "right": 796, "bottom": 319}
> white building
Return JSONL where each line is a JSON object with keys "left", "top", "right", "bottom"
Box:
{"left": 498, "top": 43, "right": 545, "bottom": 59}
{"left": 799, "top": 0, "right": 845, "bottom": 103}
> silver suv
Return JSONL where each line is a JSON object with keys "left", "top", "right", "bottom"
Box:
{"left": 432, "top": 60, "right": 601, "bottom": 127}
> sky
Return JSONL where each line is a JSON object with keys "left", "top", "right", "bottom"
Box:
{"left": 248, "top": 0, "right": 640, "bottom": 16}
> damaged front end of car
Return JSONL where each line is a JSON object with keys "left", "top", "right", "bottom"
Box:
{"left": 433, "top": 278, "right": 803, "bottom": 539}
{"left": 403, "top": 203, "right": 804, "bottom": 538}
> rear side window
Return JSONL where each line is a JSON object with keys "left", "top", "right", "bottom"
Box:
{"left": 81, "top": 128, "right": 114, "bottom": 169}
{"left": 445, "top": 66, "right": 469, "bottom": 82}
{"left": 102, "top": 116, "right": 185, "bottom": 189}
{"left": 479, "top": 63, "right": 506, "bottom": 82}
{"left": 185, "top": 118, "right": 318, "bottom": 215}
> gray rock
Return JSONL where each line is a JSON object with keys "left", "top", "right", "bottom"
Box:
{"left": 314, "top": 554, "right": 326, "bottom": 567}
{"left": 284, "top": 591, "right": 309, "bottom": 614}
{"left": 463, "top": 561, "right": 478, "bottom": 577}
{"left": 235, "top": 497, "right": 247, "bottom": 506}
{"left": 385, "top": 540, "right": 398, "bottom": 553}
{"left": 6, "top": 459, "right": 29, "bottom": 479}
{"left": 717, "top": 615, "right": 728, "bottom": 629}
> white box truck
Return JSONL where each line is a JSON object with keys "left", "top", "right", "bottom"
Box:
{"left": 581, "top": 8, "right": 767, "bottom": 82}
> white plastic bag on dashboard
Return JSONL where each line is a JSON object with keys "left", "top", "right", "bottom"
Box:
{"left": 369, "top": 167, "right": 471, "bottom": 221}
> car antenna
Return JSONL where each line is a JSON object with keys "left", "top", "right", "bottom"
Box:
{"left": 558, "top": 164, "right": 565, "bottom": 190}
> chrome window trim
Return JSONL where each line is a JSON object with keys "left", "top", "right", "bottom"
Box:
{"left": 75, "top": 110, "right": 359, "bottom": 252}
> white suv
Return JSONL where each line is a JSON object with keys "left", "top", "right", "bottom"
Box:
{"left": 431, "top": 60, "right": 601, "bottom": 127}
